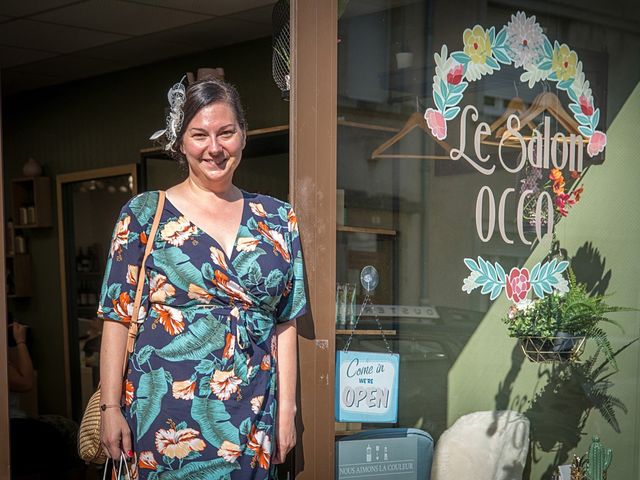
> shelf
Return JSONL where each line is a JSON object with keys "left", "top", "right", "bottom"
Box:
{"left": 11, "top": 177, "right": 52, "bottom": 228}
{"left": 337, "top": 120, "right": 398, "bottom": 133}
{"left": 336, "top": 329, "right": 396, "bottom": 336}
{"left": 337, "top": 225, "right": 397, "bottom": 236}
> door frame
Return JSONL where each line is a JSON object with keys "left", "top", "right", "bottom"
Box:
{"left": 56, "top": 164, "right": 138, "bottom": 417}
{"left": 290, "top": 1, "right": 337, "bottom": 478}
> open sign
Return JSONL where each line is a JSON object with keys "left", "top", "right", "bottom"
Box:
{"left": 336, "top": 351, "right": 399, "bottom": 423}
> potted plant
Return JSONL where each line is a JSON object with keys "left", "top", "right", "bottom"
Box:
{"left": 503, "top": 271, "right": 628, "bottom": 364}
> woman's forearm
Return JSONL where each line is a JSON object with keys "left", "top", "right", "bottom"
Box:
{"left": 100, "top": 320, "right": 129, "bottom": 405}
{"left": 275, "top": 319, "right": 297, "bottom": 411}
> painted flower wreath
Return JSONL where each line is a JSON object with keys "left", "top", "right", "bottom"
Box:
{"left": 425, "top": 11, "right": 606, "bottom": 158}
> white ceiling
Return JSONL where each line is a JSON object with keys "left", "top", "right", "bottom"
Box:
{"left": 0, "top": 0, "right": 276, "bottom": 95}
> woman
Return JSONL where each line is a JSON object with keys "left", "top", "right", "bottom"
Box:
{"left": 99, "top": 77, "right": 306, "bottom": 479}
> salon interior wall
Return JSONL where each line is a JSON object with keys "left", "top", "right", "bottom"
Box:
{"left": 2, "top": 36, "right": 288, "bottom": 415}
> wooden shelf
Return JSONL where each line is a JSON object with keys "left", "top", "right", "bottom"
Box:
{"left": 336, "top": 329, "right": 396, "bottom": 336}
{"left": 337, "top": 225, "right": 397, "bottom": 236}
{"left": 11, "top": 177, "right": 52, "bottom": 228}
{"left": 337, "top": 120, "right": 398, "bottom": 133}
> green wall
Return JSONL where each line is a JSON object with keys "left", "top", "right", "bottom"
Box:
{"left": 448, "top": 83, "right": 640, "bottom": 478}
{"left": 2, "top": 36, "right": 288, "bottom": 414}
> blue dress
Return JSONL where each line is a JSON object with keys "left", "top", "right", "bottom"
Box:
{"left": 98, "top": 190, "right": 307, "bottom": 480}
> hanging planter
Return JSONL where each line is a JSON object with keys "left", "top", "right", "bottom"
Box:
{"left": 518, "top": 333, "right": 586, "bottom": 363}
{"left": 502, "top": 269, "right": 632, "bottom": 365}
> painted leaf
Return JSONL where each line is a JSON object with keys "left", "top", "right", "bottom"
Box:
{"left": 543, "top": 37, "right": 553, "bottom": 57}
{"left": 485, "top": 56, "right": 499, "bottom": 70}
{"left": 129, "top": 191, "right": 159, "bottom": 227}
{"left": 191, "top": 396, "right": 240, "bottom": 447}
{"left": 539, "top": 60, "right": 552, "bottom": 71}
{"left": 159, "top": 458, "right": 240, "bottom": 480}
{"left": 569, "top": 104, "right": 583, "bottom": 116}
{"left": 156, "top": 315, "right": 226, "bottom": 361}
{"left": 447, "top": 93, "right": 463, "bottom": 106}
{"left": 434, "top": 91, "right": 445, "bottom": 112}
{"left": 592, "top": 109, "right": 600, "bottom": 129}
{"left": 495, "top": 27, "right": 507, "bottom": 46}
{"left": 488, "top": 26, "right": 495, "bottom": 44}
{"left": 136, "top": 368, "right": 168, "bottom": 438}
{"left": 464, "top": 258, "right": 479, "bottom": 272}
{"left": 578, "top": 125, "right": 593, "bottom": 137}
{"left": 451, "top": 52, "right": 470, "bottom": 65}
{"left": 567, "top": 88, "right": 578, "bottom": 103}
{"left": 490, "top": 283, "right": 502, "bottom": 301}
{"left": 444, "top": 107, "right": 460, "bottom": 121}
{"left": 481, "top": 282, "right": 494, "bottom": 295}
{"left": 575, "top": 114, "right": 590, "bottom": 126}
{"left": 495, "top": 263, "right": 506, "bottom": 283}
{"left": 154, "top": 246, "right": 204, "bottom": 292}
{"left": 557, "top": 79, "right": 573, "bottom": 91}
{"left": 530, "top": 262, "right": 541, "bottom": 283}
{"left": 494, "top": 48, "right": 510, "bottom": 64}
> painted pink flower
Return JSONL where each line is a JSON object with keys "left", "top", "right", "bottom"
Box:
{"left": 425, "top": 108, "right": 447, "bottom": 140}
{"left": 587, "top": 131, "right": 606, "bottom": 157}
{"left": 505, "top": 268, "right": 530, "bottom": 303}
{"left": 578, "top": 95, "right": 593, "bottom": 116}
{"left": 447, "top": 63, "right": 464, "bottom": 85}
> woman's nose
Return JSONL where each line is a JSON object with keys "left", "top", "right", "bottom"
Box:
{"left": 207, "top": 136, "right": 223, "bottom": 156}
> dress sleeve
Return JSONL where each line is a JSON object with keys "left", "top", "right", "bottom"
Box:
{"left": 276, "top": 206, "right": 307, "bottom": 324}
{"left": 96, "top": 195, "right": 151, "bottom": 324}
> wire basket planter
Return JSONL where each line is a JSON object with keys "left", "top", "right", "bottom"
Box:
{"left": 519, "top": 334, "right": 586, "bottom": 363}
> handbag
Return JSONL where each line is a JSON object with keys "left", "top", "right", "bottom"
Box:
{"left": 78, "top": 191, "right": 166, "bottom": 464}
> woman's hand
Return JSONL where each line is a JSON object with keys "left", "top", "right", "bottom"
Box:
{"left": 101, "top": 409, "right": 133, "bottom": 460}
{"left": 12, "top": 322, "right": 27, "bottom": 344}
{"left": 273, "top": 402, "right": 297, "bottom": 464}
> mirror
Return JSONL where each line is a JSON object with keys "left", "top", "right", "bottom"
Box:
{"left": 56, "top": 165, "right": 137, "bottom": 420}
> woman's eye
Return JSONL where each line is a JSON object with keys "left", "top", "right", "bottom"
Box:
{"left": 220, "top": 131, "right": 235, "bottom": 138}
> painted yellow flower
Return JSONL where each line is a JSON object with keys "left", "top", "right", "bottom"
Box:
{"left": 217, "top": 440, "right": 242, "bottom": 462}
{"left": 463, "top": 25, "right": 492, "bottom": 64}
{"left": 155, "top": 426, "right": 206, "bottom": 459}
{"left": 551, "top": 43, "right": 577, "bottom": 81}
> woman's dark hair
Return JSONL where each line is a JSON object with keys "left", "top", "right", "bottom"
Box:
{"left": 168, "top": 77, "right": 247, "bottom": 166}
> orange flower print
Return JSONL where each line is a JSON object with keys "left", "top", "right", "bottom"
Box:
{"left": 573, "top": 186, "right": 584, "bottom": 202}
{"left": 210, "top": 246, "right": 228, "bottom": 270}
{"left": 287, "top": 208, "right": 298, "bottom": 233}
{"left": 112, "top": 292, "right": 147, "bottom": 323}
{"left": 138, "top": 451, "right": 157, "bottom": 470}
{"left": 139, "top": 231, "right": 148, "bottom": 246}
{"left": 110, "top": 214, "right": 131, "bottom": 257}
{"left": 152, "top": 304, "right": 185, "bottom": 335}
{"left": 149, "top": 273, "right": 176, "bottom": 303}
{"left": 160, "top": 217, "right": 197, "bottom": 247}
{"left": 212, "top": 270, "right": 253, "bottom": 307}
{"left": 210, "top": 369, "right": 242, "bottom": 400}
{"left": 251, "top": 395, "right": 264, "bottom": 414}
{"left": 155, "top": 426, "right": 206, "bottom": 460}
{"left": 236, "top": 237, "right": 260, "bottom": 253}
{"left": 172, "top": 378, "right": 196, "bottom": 400}
{"left": 260, "top": 354, "right": 271, "bottom": 371}
{"left": 126, "top": 265, "right": 139, "bottom": 286}
{"left": 250, "top": 202, "right": 268, "bottom": 217}
{"left": 257, "top": 222, "right": 290, "bottom": 262}
{"left": 247, "top": 426, "right": 271, "bottom": 469}
{"left": 223, "top": 333, "right": 235, "bottom": 360}
{"left": 124, "top": 379, "right": 134, "bottom": 406}
{"left": 188, "top": 284, "right": 213, "bottom": 303}
{"left": 217, "top": 440, "right": 242, "bottom": 463}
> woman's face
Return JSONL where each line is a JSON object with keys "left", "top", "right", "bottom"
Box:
{"left": 180, "top": 101, "right": 245, "bottom": 187}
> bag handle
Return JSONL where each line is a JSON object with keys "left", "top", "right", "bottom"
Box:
{"left": 122, "top": 191, "right": 166, "bottom": 376}
{"left": 103, "top": 452, "right": 135, "bottom": 480}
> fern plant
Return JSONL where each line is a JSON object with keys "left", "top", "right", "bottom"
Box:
{"left": 503, "top": 270, "right": 631, "bottom": 365}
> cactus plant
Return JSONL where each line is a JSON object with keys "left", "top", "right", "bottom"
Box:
{"left": 585, "top": 436, "right": 612, "bottom": 480}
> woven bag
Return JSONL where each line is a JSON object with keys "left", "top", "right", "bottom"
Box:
{"left": 77, "top": 192, "right": 165, "bottom": 464}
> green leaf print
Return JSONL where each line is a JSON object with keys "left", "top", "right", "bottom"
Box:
{"left": 156, "top": 315, "right": 226, "bottom": 361}
{"left": 291, "top": 252, "right": 306, "bottom": 317}
{"left": 194, "top": 359, "right": 215, "bottom": 375}
{"left": 136, "top": 368, "right": 168, "bottom": 438}
{"left": 136, "top": 344, "right": 155, "bottom": 365}
{"left": 99, "top": 256, "right": 113, "bottom": 302}
{"left": 107, "top": 283, "right": 122, "bottom": 302}
{"left": 265, "top": 269, "right": 284, "bottom": 289}
{"left": 278, "top": 206, "right": 289, "bottom": 222}
{"left": 239, "top": 418, "right": 252, "bottom": 436}
{"left": 191, "top": 396, "right": 240, "bottom": 447}
{"left": 158, "top": 458, "right": 240, "bottom": 479}
{"left": 247, "top": 262, "right": 262, "bottom": 285}
{"left": 153, "top": 246, "right": 204, "bottom": 293}
{"left": 234, "top": 247, "right": 266, "bottom": 277}
{"left": 233, "top": 350, "right": 249, "bottom": 384}
{"left": 129, "top": 191, "right": 159, "bottom": 227}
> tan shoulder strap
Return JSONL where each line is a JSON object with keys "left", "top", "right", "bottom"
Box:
{"left": 122, "top": 191, "right": 165, "bottom": 376}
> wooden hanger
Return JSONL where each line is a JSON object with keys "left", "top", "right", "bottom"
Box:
{"left": 370, "top": 111, "right": 452, "bottom": 160}
{"left": 480, "top": 97, "right": 537, "bottom": 146}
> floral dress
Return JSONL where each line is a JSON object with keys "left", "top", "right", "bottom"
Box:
{"left": 97, "top": 190, "right": 306, "bottom": 480}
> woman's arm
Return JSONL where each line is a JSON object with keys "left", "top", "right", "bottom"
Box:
{"left": 273, "top": 318, "right": 298, "bottom": 464}
{"left": 8, "top": 323, "right": 34, "bottom": 392}
{"left": 99, "top": 320, "right": 133, "bottom": 459}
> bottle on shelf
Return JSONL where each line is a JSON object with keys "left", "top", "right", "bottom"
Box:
{"left": 6, "top": 219, "right": 15, "bottom": 256}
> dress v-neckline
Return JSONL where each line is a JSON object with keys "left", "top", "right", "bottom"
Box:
{"left": 163, "top": 190, "right": 247, "bottom": 262}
